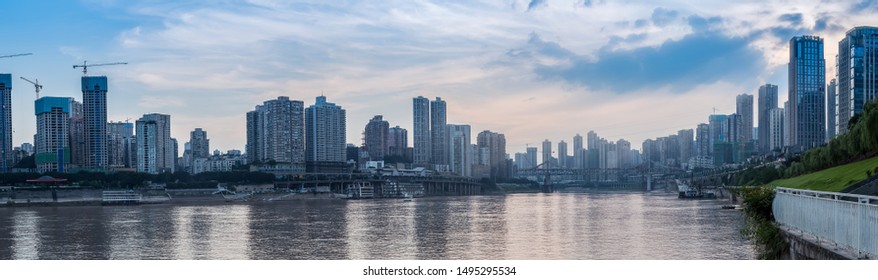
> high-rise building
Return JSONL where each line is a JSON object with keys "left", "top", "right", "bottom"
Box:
{"left": 82, "top": 76, "right": 109, "bottom": 170}
{"left": 837, "top": 26, "right": 878, "bottom": 134}
{"left": 788, "top": 35, "right": 826, "bottom": 150}
{"left": 34, "top": 97, "right": 71, "bottom": 173}
{"left": 736, "top": 93, "right": 754, "bottom": 143}
{"left": 430, "top": 97, "right": 447, "bottom": 166}
{"left": 477, "top": 130, "right": 507, "bottom": 179}
{"left": 757, "top": 84, "right": 779, "bottom": 154}
{"left": 186, "top": 128, "right": 209, "bottom": 171}
{"left": 557, "top": 140, "right": 568, "bottom": 169}
{"left": 387, "top": 126, "right": 408, "bottom": 159}
{"left": 617, "top": 139, "right": 631, "bottom": 169}
{"left": 107, "top": 121, "right": 134, "bottom": 169}
{"left": 827, "top": 79, "right": 838, "bottom": 140}
{"left": 246, "top": 96, "right": 305, "bottom": 173}
{"left": 708, "top": 114, "right": 728, "bottom": 153}
{"left": 573, "top": 134, "right": 583, "bottom": 169}
{"left": 68, "top": 99, "right": 85, "bottom": 169}
{"left": 694, "top": 123, "right": 711, "bottom": 168}
{"left": 0, "top": 74, "right": 11, "bottom": 173}
{"left": 305, "top": 96, "right": 346, "bottom": 172}
{"left": 412, "top": 96, "right": 430, "bottom": 165}
{"left": 784, "top": 101, "right": 791, "bottom": 147}
{"left": 364, "top": 115, "right": 389, "bottom": 160}
{"left": 446, "top": 124, "right": 471, "bottom": 177}
{"left": 135, "top": 113, "right": 174, "bottom": 174}
{"left": 677, "top": 129, "right": 694, "bottom": 165}
{"left": 526, "top": 147, "right": 537, "bottom": 169}
{"left": 769, "top": 108, "right": 786, "bottom": 152}
{"left": 541, "top": 139, "right": 552, "bottom": 166}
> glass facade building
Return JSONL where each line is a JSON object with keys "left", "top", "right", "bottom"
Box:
{"left": 788, "top": 35, "right": 826, "bottom": 150}
{"left": 837, "top": 26, "right": 878, "bottom": 134}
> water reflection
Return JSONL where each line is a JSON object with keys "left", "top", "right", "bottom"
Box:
{"left": 0, "top": 193, "right": 754, "bottom": 260}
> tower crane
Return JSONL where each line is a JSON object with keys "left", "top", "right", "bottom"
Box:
{"left": 0, "top": 53, "right": 32, "bottom": 59}
{"left": 72, "top": 61, "right": 128, "bottom": 76}
{"left": 19, "top": 77, "right": 42, "bottom": 99}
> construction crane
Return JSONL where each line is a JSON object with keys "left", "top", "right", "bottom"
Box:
{"left": 72, "top": 61, "right": 128, "bottom": 76}
{"left": 0, "top": 53, "right": 32, "bottom": 59}
{"left": 19, "top": 77, "right": 42, "bottom": 99}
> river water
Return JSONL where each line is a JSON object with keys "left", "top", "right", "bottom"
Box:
{"left": 0, "top": 192, "right": 754, "bottom": 259}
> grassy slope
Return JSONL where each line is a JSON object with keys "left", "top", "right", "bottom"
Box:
{"left": 767, "top": 156, "right": 878, "bottom": 192}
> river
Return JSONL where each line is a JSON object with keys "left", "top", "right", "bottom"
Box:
{"left": 0, "top": 192, "right": 754, "bottom": 259}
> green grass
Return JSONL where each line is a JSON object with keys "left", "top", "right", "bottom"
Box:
{"left": 767, "top": 156, "right": 878, "bottom": 192}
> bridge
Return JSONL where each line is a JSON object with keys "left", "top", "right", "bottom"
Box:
{"left": 274, "top": 173, "right": 482, "bottom": 197}
{"left": 773, "top": 187, "right": 878, "bottom": 259}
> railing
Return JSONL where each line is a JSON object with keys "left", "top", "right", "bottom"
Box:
{"left": 773, "top": 187, "right": 878, "bottom": 259}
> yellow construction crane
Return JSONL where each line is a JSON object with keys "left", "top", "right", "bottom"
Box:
{"left": 19, "top": 77, "right": 42, "bottom": 99}
{"left": 72, "top": 60, "right": 128, "bottom": 76}
{"left": 0, "top": 53, "right": 32, "bottom": 59}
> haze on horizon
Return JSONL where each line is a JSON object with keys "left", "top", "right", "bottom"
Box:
{"left": 1, "top": 0, "right": 874, "bottom": 155}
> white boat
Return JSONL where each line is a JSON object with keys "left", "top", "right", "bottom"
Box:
{"left": 402, "top": 194, "right": 413, "bottom": 202}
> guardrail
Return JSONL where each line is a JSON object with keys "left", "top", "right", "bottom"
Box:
{"left": 773, "top": 187, "right": 878, "bottom": 259}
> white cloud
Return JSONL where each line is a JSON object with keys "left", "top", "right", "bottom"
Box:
{"left": 85, "top": 0, "right": 874, "bottom": 153}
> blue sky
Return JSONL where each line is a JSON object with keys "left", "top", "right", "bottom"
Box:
{"left": 1, "top": 0, "right": 875, "bottom": 154}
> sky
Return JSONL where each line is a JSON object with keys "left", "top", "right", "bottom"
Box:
{"left": 1, "top": 0, "right": 875, "bottom": 156}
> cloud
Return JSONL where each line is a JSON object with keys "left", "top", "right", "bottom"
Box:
{"left": 526, "top": 30, "right": 764, "bottom": 93}
{"left": 527, "top": 0, "right": 546, "bottom": 11}
{"left": 778, "top": 13, "right": 803, "bottom": 25}
{"left": 651, "top": 8, "right": 679, "bottom": 27}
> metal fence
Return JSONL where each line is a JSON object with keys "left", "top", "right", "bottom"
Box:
{"left": 773, "top": 187, "right": 878, "bottom": 259}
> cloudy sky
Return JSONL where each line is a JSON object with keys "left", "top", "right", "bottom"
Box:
{"left": 1, "top": 0, "right": 875, "bottom": 155}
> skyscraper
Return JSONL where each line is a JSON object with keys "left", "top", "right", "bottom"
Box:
{"left": 412, "top": 96, "right": 430, "bottom": 166}
{"left": 68, "top": 99, "right": 85, "bottom": 169}
{"left": 769, "top": 108, "right": 786, "bottom": 152}
{"left": 541, "top": 139, "right": 552, "bottom": 167}
{"left": 82, "top": 76, "right": 109, "bottom": 170}
{"left": 430, "top": 97, "right": 447, "bottom": 166}
{"left": 447, "top": 124, "right": 471, "bottom": 177}
{"left": 695, "top": 123, "right": 711, "bottom": 167}
{"left": 526, "top": 147, "right": 537, "bottom": 169}
{"left": 837, "top": 26, "right": 878, "bottom": 134}
{"left": 364, "top": 115, "right": 389, "bottom": 161}
{"left": 788, "top": 35, "right": 826, "bottom": 150}
{"left": 387, "top": 126, "right": 408, "bottom": 159}
{"left": 34, "top": 97, "right": 71, "bottom": 173}
{"left": 136, "top": 113, "right": 173, "bottom": 174}
{"left": 246, "top": 96, "right": 305, "bottom": 172}
{"left": 305, "top": 96, "right": 346, "bottom": 172}
{"left": 477, "top": 130, "right": 506, "bottom": 179}
{"left": 557, "top": 141, "right": 568, "bottom": 168}
{"left": 0, "top": 74, "right": 11, "bottom": 173}
{"left": 677, "top": 129, "right": 694, "bottom": 165}
{"left": 757, "top": 84, "right": 779, "bottom": 154}
{"left": 827, "top": 79, "right": 838, "bottom": 140}
{"left": 573, "top": 134, "right": 583, "bottom": 169}
{"left": 107, "top": 121, "right": 134, "bottom": 169}
{"left": 708, "top": 114, "right": 728, "bottom": 153}
{"left": 189, "top": 128, "right": 209, "bottom": 166}
{"left": 736, "top": 93, "right": 754, "bottom": 143}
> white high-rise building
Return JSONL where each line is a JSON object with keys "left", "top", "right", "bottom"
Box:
{"left": 305, "top": 96, "right": 346, "bottom": 172}
{"left": 136, "top": 113, "right": 174, "bottom": 174}
{"left": 446, "top": 124, "right": 471, "bottom": 177}
{"left": 769, "top": 108, "right": 786, "bottom": 152}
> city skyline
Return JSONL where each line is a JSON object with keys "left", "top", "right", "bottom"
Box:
{"left": 1, "top": 1, "right": 876, "bottom": 154}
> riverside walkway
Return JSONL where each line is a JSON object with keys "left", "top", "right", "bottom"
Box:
{"left": 773, "top": 187, "right": 878, "bottom": 259}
